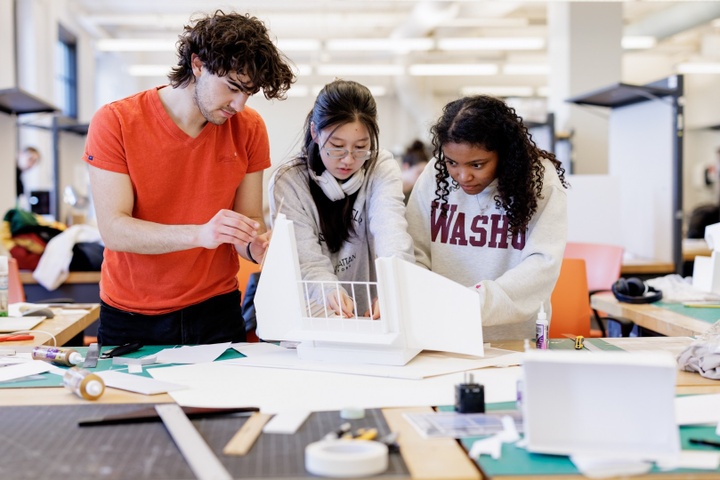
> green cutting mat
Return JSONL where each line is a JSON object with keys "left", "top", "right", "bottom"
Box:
{"left": 0, "top": 345, "right": 245, "bottom": 388}
{"left": 658, "top": 302, "right": 720, "bottom": 325}
{"left": 436, "top": 402, "right": 720, "bottom": 476}
{"left": 548, "top": 338, "right": 624, "bottom": 351}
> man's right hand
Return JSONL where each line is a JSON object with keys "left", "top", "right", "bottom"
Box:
{"left": 198, "top": 209, "right": 260, "bottom": 250}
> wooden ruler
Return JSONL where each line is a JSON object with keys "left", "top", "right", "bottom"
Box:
{"left": 223, "top": 412, "right": 273, "bottom": 456}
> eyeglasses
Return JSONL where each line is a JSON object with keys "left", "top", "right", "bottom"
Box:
{"left": 322, "top": 146, "right": 375, "bottom": 161}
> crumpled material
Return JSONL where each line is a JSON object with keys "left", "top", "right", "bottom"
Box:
{"left": 677, "top": 319, "right": 720, "bottom": 380}
{"left": 647, "top": 274, "right": 720, "bottom": 303}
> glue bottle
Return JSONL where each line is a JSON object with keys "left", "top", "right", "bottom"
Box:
{"left": 0, "top": 256, "right": 8, "bottom": 317}
{"left": 535, "top": 302, "right": 548, "bottom": 350}
{"left": 32, "top": 346, "right": 84, "bottom": 366}
{"left": 63, "top": 367, "right": 105, "bottom": 401}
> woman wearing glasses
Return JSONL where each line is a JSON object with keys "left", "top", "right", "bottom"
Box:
{"left": 268, "top": 79, "right": 414, "bottom": 318}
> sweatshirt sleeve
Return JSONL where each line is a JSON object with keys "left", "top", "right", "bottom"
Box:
{"left": 268, "top": 165, "right": 340, "bottom": 288}
{"left": 365, "top": 150, "right": 415, "bottom": 263}
{"left": 478, "top": 172, "right": 568, "bottom": 328}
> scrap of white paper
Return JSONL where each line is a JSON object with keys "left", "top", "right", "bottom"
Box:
{"left": 0, "top": 360, "right": 52, "bottom": 382}
{"left": 468, "top": 436, "right": 502, "bottom": 460}
{"left": 155, "top": 342, "right": 231, "bottom": 364}
{"left": 675, "top": 394, "right": 720, "bottom": 425}
{"left": 96, "top": 370, "right": 188, "bottom": 395}
{"left": 263, "top": 410, "right": 311, "bottom": 434}
{"left": 467, "top": 415, "right": 520, "bottom": 460}
{"left": 570, "top": 456, "right": 652, "bottom": 479}
{"left": 232, "top": 342, "right": 287, "bottom": 357}
{"left": 0, "top": 317, "right": 45, "bottom": 333}
{"left": 225, "top": 347, "right": 522, "bottom": 380}
{"left": 53, "top": 309, "right": 89, "bottom": 315}
{"left": 149, "top": 363, "right": 522, "bottom": 413}
{"left": 656, "top": 450, "right": 720, "bottom": 471}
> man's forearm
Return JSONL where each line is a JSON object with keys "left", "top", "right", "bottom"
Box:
{"left": 99, "top": 216, "right": 201, "bottom": 254}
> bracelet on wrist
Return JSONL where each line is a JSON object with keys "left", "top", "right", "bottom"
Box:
{"left": 246, "top": 242, "right": 258, "bottom": 264}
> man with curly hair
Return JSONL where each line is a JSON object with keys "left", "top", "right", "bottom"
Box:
{"left": 406, "top": 95, "right": 568, "bottom": 341}
{"left": 84, "top": 11, "right": 295, "bottom": 345}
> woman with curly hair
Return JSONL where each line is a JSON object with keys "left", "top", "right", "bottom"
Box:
{"left": 406, "top": 95, "right": 568, "bottom": 341}
{"left": 269, "top": 79, "right": 414, "bottom": 319}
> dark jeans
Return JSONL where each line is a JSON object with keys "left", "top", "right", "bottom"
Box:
{"left": 98, "top": 290, "right": 246, "bottom": 346}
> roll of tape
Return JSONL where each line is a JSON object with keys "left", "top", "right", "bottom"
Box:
{"left": 305, "top": 440, "right": 389, "bottom": 478}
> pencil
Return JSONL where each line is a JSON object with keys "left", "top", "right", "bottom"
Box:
{"left": 683, "top": 303, "right": 720, "bottom": 308}
{"left": 689, "top": 438, "right": 720, "bottom": 448}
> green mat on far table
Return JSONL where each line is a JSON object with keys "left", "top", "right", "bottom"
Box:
{"left": 658, "top": 302, "right": 720, "bottom": 325}
{"left": 548, "top": 338, "right": 624, "bottom": 351}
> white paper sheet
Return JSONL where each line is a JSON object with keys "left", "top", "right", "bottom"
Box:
{"left": 675, "top": 394, "right": 720, "bottom": 425}
{"left": 0, "top": 360, "right": 52, "bottom": 382}
{"left": 657, "top": 450, "right": 720, "bottom": 471}
{"left": 0, "top": 317, "right": 46, "bottom": 333}
{"left": 155, "top": 342, "right": 231, "bottom": 364}
{"left": 263, "top": 410, "right": 311, "bottom": 434}
{"left": 96, "top": 370, "right": 188, "bottom": 395}
{"left": 226, "top": 347, "right": 521, "bottom": 379}
{"left": 148, "top": 363, "right": 522, "bottom": 414}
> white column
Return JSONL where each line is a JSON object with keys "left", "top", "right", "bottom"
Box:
{"left": 0, "top": 0, "right": 17, "bottom": 214}
{"left": 547, "top": 2, "right": 622, "bottom": 175}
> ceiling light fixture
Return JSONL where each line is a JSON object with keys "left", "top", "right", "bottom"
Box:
{"left": 676, "top": 62, "right": 720, "bottom": 74}
{"left": 409, "top": 64, "right": 498, "bottom": 76}
{"left": 325, "top": 38, "right": 433, "bottom": 52}
{"left": 97, "top": 39, "right": 175, "bottom": 52}
{"left": 460, "top": 86, "right": 535, "bottom": 97}
{"left": 622, "top": 36, "right": 657, "bottom": 50}
{"left": 437, "top": 37, "right": 545, "bottom": 51}
{"left": 128, "top": 65, "right": 171, "bottom": 77}
{"left": 316, "top": 64, "right": 405, "bottom": 76}
{"left": 277, "top": 39, "right": 322, "bottom": 51}
{"left": 503, "top": 64, "right": 549, "bottom": 75}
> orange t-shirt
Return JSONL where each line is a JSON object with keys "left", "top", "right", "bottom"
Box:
{"left": 83, "top": 87, "right": 271, "bottom": 314}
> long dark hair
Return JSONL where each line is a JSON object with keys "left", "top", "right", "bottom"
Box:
{"left": 168, "top": 11, "right": 295, "bottom": 99}
{"left": 431, "top": 95, "right": 568, "bottom": 235}
{"left": 281, "top": 80, "right": 380, "bottom": 253}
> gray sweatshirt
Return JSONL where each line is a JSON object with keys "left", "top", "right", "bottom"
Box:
{"left": 269, "top": 149, "right": 415, "bottom": 315}
{"left": 406, "top": 158, "right": 568, "bottom": 341}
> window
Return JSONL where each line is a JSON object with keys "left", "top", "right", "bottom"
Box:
{"left": 56, "top": 24, "right": 78, "bottom": 118}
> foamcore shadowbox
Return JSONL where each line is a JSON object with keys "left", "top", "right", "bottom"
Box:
{"left": 521, "top": 349, "right": 680, "bottom": 463}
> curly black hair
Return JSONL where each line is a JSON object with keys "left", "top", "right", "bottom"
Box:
{"left": 168, "top": 11, "right": 295, "bottom": 99}
{"left": 431, "top": 95, "right": 568, "bottom": 235}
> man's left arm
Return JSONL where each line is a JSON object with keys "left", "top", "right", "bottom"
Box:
{"left": 234, "top": 170, "right": 269, "bottom": 263}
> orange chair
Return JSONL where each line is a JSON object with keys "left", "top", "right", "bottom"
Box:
{"left": 7, "top": 257, "right": 26, "bottom": 303}
{"left": 563, "top": 242, "right": 631, "bottom": 337}
{"left": 549, "top": 258, "right": 591, "bottom": 339}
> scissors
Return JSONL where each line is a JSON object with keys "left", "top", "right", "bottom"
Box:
{"left": 0, "top": 334, "right": 35, "bottom": 342}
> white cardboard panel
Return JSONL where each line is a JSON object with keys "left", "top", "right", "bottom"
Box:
{"left": 609, "top": 101, "right": 674, "bottom": 262}
{"left": 566, "top": 174, "right": 622, "bottom": 246}
{"left": 522, "top": 350, "right": 679, "bottom": 462}
{"left": 254, "top": 214, "right": 484, "bottom": 364}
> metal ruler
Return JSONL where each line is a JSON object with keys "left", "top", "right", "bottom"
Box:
{"left": 155, "top": 403, "right": 232, "bottom": 480}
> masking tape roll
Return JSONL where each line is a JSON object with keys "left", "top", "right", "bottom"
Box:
{"left": 305, "top": 440, "right": 389, "bottom": 478}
